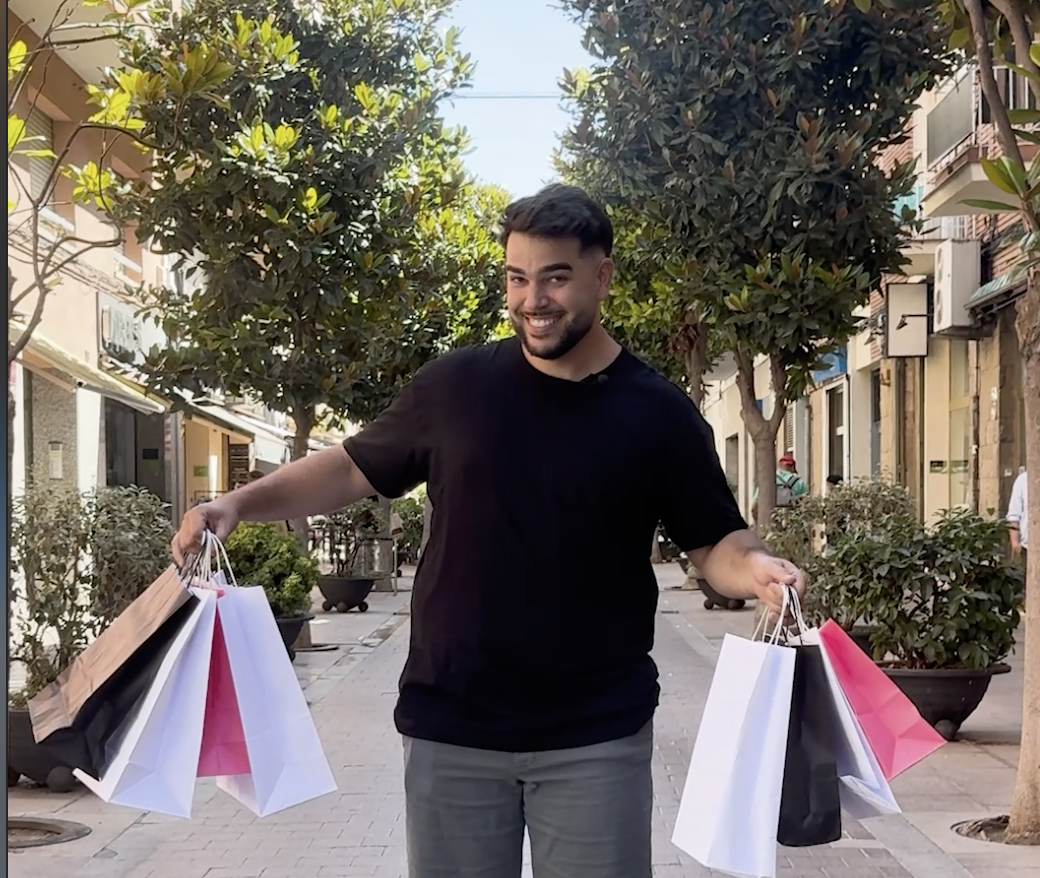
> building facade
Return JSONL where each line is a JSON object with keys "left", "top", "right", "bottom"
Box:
{"left": 702, "top": 65, "right": 1031, "bottom": 526}
{"left": 8, "top": 2, "right": 294, "bottom": 522}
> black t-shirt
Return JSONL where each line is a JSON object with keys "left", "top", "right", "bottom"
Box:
{"left": 344, "top": 337, "right": 746, "bottom": 752}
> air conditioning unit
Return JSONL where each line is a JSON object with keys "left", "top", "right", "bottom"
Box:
{"left": 933, "top": 239, "right": 981, "bottom": 333}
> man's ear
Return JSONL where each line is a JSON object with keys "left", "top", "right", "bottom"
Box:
{"left": 597, "top": 257, "right": 615, "bottom": 300}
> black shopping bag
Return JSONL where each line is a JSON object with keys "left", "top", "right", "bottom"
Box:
{"left": 39, "top": 595, "right": 199, "bottom": 779}
{"left": 777, "top": 644, "right": 842, "bottom": 847}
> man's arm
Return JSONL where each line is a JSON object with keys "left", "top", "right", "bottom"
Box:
{"left": 1007, "top": 474, "right": 1026, "bottom": 554}
{"left": 688, "top": 530, "right": 775, "bottom": 601}
{"left": 225, "top": 446, "right": 374, "bottom": 522}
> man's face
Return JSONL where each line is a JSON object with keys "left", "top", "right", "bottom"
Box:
{"left": 504, "top": 233, "right": 613, "bottom": 361}
{"left": 780, "top": 460, "right": 795, "bottom": 473}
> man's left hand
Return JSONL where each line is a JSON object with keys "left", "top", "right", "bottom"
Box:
{"left": 748, "top": 550, "right": 805, "bottom": 619}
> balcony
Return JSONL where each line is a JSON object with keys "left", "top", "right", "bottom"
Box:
{"left": 921, "top": 67, "right": 1039, "bottom": 218}
{"left": 897, "top": 186, "right": 976, "bottom": 276}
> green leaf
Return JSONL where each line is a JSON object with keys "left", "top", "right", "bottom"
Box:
{"left": 1007, "top": 108, "right": 1040, "bottom": 125}
{"left": 980, "top": 157, "right": 1020, "bottom": 195}
{"left": 8, "top": 114, "right": 26, "bottom": 152}
{"left": 8, "top": 40, "right": 28, "bottom": 82}
{"left": 852, "top": 0, "right": 871, "bottom": 12}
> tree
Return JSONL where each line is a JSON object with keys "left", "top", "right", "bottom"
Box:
{"left": 114, "top": 0, "right": 503, "bottom": 496}
{"left": 884, "top": 0, "right": 1039, "bottom": 846}
{"left": 558, "top": 0, "right": 957, "bottom": 525}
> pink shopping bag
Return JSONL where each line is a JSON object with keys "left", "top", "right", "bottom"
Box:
{"left": 819, "top": 619, "right": 945, "bottom": 780}
{"left": 197, "top": 609, "right": 251, "bottom": 777}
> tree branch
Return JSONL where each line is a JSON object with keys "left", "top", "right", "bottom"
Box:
{"left": 964, "top": 0, "right": 1026, "bottom": 168}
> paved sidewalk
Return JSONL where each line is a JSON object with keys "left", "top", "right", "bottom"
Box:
{"left": 8, "top": 567, "right": 1037, "bottom": 878}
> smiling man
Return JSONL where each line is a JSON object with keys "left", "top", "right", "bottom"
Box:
{"left": 172, "top": 184, "right": 805, "bottom": 878}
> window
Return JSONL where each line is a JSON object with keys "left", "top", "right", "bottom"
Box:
{"left": 948, "top": 340, "right": 971, "bottom": 507}
{"left": 870, "top": 369, "right": 882, "bottom": 477}
{"left": 827, "top": 385, "right": 846, "bottom": 481}
{"left": 24, "top": 109, "right": 55, "bottom": 202}
{"left": 784, "top": 404, "right": 795, "bottom": 454}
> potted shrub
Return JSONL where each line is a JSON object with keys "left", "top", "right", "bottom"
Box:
{"left": 9, "top": 484, "right": 173, "bottom": 791}
{"left": 222, "top": 522, "right": 318, "bottom": 661}
{"left": 315, "top": 498, "right": 387, "bottom": 614}
{"left": 765, "top": 478, "right": 918, "bottom": 648}
{"left": 860, "top": 507, "right": 1024, "bottom": 741}
{"left": 391, "top": 492, "right": 425, "bottom": 566}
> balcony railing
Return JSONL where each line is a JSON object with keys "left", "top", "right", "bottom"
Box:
{"left": 926, "top": 65, "right": 1040, "bottom": 171}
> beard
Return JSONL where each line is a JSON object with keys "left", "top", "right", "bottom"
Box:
{"left": 511, "top": 309, "right": 594, "bottom": 361}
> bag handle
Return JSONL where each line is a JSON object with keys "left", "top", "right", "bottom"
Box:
{"left": 757, "top": 585, "right": 808, "bottom": 645}
{"left": 177, "top": 530, "right": 239, "bottom": 592}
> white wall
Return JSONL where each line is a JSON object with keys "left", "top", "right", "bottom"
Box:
{"left": 76, "top": 389, "right": 103, "bottom": 492}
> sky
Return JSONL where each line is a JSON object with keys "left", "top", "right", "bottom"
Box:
{"left": 439, "top": 0, "right": 594, "bottom": 199}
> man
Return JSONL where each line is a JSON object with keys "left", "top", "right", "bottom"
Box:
{"left": 751, "top": 453, "right": 809, "bottom": 523}
{"left": 1008, "top": 468, "right": 1028, "bottom": 567}
{"left": 172, "top": 184, "right": 805, "bottom": 878}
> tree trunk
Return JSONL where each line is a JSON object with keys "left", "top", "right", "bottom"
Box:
{"left": 8, "top": 266, "right": 17, "bottom": 769}
{"left": 733, "top": 350, "right": 786, "bottom": 529}
{"left": 290, "top": 404, "right": 315, "bottom": 542}
{"left": 1007, "top": 269, "right": 1040, "bottom": 843}
{"left": 681, "top": 325, "right": 708, "bottom": 583}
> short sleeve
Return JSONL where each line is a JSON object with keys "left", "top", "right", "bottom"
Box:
{"left": 343, "top": 359, "right": 443, "bottom": 499}
{"left": 659, "top": 397, "right": 747, "bottom": 552}
{"left": 1007, "top": 474, "right": 1026, "bottom": 523}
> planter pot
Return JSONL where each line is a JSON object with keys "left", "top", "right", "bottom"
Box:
{"left": 881, "top": 663, "right": 1011, "bottom": 741}
{"left": 318, "top": 575, "right": 375, "bottom": 614}
{"left": 699, "top": 578, "right": 746, "bottom": 611}
{"left": 275, "top": 614, "right": 314, "bottom": 663}
{"left": 7, "top": 708, "right": 78, "bottom": 792}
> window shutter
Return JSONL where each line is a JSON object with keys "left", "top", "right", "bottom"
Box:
{"left": 785, "top": 404, "right": 795, "bottom": 453}
{"left": 25, "top": 110, "right": 55, "bottom": 202}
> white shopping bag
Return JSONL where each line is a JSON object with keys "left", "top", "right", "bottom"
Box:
{"left": 214, "top": 585, "right": 337, "bottom": 816}
{"left": 671, "top": 632, "right": 797, "bottom": 878}
{"left": 799, "top": 629, "right": 900, "bottom": 819}
{"left": 74, "top": 588, "right": 216, "bottom": 818}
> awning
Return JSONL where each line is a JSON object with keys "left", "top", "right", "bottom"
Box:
{"left": 968, "top": 265, "right": 1027, "bottom": 310}
{"left": 183, "top": 402, "right": 256, "bottom": 442}
{"left": 11, "top": 320, "right": 166, "bottom": 415}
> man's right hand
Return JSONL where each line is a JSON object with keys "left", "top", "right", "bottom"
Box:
{"left": 172, "top": 497, "right": 240, "bottom": 567}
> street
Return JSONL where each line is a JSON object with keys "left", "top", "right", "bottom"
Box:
{"left": 8, "top": 565, "right": 1035, "bottom": 878}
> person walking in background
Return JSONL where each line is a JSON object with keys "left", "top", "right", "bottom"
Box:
{"left": 1008, "top": 468, "right": 1028, "bottom": 568}
{"left": 751, "top": 453, "right": 809, "bottom": 524}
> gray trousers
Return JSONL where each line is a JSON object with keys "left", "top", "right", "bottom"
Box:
{"left": 403, "top": 722, "right": 653, "bottom": 878}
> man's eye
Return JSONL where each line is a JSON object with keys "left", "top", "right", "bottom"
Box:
{"left": 548, "top": 275, "right": 568, "bottom": 284}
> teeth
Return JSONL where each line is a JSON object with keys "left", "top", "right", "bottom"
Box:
{"left": 530, "top": 317, "right": 557, "bottom": 328}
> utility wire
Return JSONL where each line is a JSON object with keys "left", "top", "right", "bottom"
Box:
{"left": 449, "top": 93, "right": 562, "bottom": 100}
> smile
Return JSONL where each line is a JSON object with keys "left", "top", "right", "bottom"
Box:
{"left": 526, "top": 315, "right": 562, "bottom": 330}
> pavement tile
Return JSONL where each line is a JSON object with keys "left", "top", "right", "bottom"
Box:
{"left": 8, "top": 568, "right": 1031, "bottom": 878}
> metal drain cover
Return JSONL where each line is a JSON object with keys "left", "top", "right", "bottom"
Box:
{"left": 8, "top": 817, "right": 91, "bottom": 849}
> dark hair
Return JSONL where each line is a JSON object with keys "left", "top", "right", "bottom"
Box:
{"left": 499, "top": 184, "right": 613, "bottom": 255}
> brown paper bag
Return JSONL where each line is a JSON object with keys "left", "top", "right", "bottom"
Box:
{"left": 29, "top": 565, "right": 191, "bottom": 744}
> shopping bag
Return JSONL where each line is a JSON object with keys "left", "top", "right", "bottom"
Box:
{"left": 214, "top": 584, "right": 337, "bottom": 816}
{"left": 777, "top": 644, "right": 842, "bottom": 847}
{"left": 797, "top": 629, "right": 899, "bottom": 818}
{"left": 30, "top": 567, "right": 197, "bottom": 778}
{"left": 74, "top": 588, "right": 217, "bottom": 818}
{"left": 671, "top": 633, "right": 797, "bottom": 878}
{"left": 819, "top": 620, "right": 944, "bottom": 779}
{"left": 197, "top": 608, "right": 251, "bottom": 777}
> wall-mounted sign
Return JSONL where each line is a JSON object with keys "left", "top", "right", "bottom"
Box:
{"left": 100, "top": 303, "right": 143, "bottom": 362}
{"left": 193, "top": 464, "right": 209, "bottom": 478}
